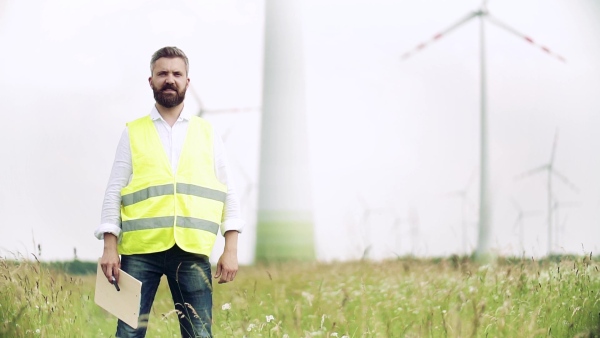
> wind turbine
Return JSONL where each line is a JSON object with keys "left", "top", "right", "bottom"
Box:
{"left": 407, "top": 206, "right": 421, "bottom": 256}
{"left": 550, "top": 195, "right": 581, "bottom": 253}
{"left": 444, "top": 170, "right": 477, "bottom": 255}
{"left": 516, "top": 129, "right": 578, "bottom": 256}
{"left": 400, "top": 1, "right": 566, "bottom": 260}
{"left": 357, "top": 195, "right": 390, "bottom": 259}
{"left": 388, "top": 209, "right": 406, "bottom": 257}
{"left": 510, "top": 197, "right": 541, "bottom": 256}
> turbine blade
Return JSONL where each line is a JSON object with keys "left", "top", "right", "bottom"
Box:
{"left": 559, "top": 201, "right": 582, "bottom": 208}
{"left": 551, "top": 169, "right": 579, "bottom": 193}
{"left": 221, "top": 126, "right": 234, "bottom": 142}
{"left": 515, "top": 164, "right": 548, "bottom": 180}
{"left": 510, "top": 197, "right": 522, "bottom": 212}
{"left": 400, "top": 11, "right": 479, "bottom": 61}
{"left": 486, "top": 15, "right": 566, "bottom": 63}
{"left": 550, "top": 129, "right": 559, "bottom": 166}
{"left": 523, "top": 210, "right": 543, "bottom": 217}
{"left": 188, "top": 84, "right": 205, "bottom": 109}
{"left": 561, "top": 215, "right": 569, "bottom": 228}
{"left": 187, "top": 84, "right": 207, "bottom": 117}
{"left": 512, "top": 220, "right": 520, "bottom": 232}
{"left": 465, "top": 169, "right": 477, "bottom": 190}
{"left": 443, "top": 190, "right": 465, "bottom": 199}
{"left": 203, "top": 106, "right": 260, "bottom": 114}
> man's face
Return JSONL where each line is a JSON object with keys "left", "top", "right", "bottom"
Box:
{"left": 149, "top": 57, "right": 190, "bottom": 108}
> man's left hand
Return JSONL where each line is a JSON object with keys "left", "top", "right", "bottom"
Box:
{"left": 214, "top": 250, "right": 238, "bottom": 284}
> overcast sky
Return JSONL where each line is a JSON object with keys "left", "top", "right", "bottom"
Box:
{"left": 0, "top": 0, "right": 599, "bottom": 264}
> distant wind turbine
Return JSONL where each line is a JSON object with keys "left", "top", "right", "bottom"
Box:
{"left": 400, "top": 0, "right": 566, "bottom": 260}
{"left": 188, "top": 84, "right": 259, "bottom": 117}
{"left": 357, "top": 195, "right": 389, "bottom": 259}
{"left": 510, "top": 197, "right": 541, "bottom": 255}
{"left": 516, "top": 129, "right": 578, "bottom": 256}
{"left": 551, "top": 196, "right": 581, "bottom": 252}
{"left": 444, "top": 171, "right": 477, "bottom": 255}
{"left": 407, "top": 206, "right": 421, "bottom": 256}
{"left": 388, "top": 209, "right": 405, "bottom": 257}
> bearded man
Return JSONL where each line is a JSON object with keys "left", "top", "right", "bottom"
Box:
{"left": 94, "top": 46, "right": 244, "bottom": 338}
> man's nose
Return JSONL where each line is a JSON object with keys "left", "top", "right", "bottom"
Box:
{"left": 166, "top": 75, "right": 175, "bottom": 84}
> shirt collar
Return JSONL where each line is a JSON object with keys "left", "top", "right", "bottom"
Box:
{"left": 150, "top": 105, "right": 192, "bottom": 122}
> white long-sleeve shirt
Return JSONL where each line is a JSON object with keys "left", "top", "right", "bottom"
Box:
{"left": 94, "top": 106, "right": 244, "bottom": 241}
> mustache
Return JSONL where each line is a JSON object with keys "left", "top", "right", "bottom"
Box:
{"left": 161, "top": 83, "right": 178, "bottom": 91}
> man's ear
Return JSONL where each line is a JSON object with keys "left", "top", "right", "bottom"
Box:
{"left": 148, "top": 77, "right": 153, "bottom": 87}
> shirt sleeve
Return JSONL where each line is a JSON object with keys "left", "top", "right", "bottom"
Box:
{"left": 94, "top": 128, "right": 132, "bottom": 240}
{"left": 213, "top": 131, "right": 246, "bottom": 235}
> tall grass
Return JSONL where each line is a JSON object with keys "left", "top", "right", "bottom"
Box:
{"left": 1, "top": 255, "right": 600, "bottom": 337}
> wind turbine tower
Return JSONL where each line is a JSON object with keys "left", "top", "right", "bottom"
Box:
{"left": 516, "top": 130, "right": 578, "bottom": 256}
{"left": 400, "top": 1, "right": 565, "bottom": 260}
{"left": 255, "top": 0, "right": 315, "bottom": 262}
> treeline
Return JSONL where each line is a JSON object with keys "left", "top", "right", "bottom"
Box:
{"left": 5, "top": 252, "right": 597, "bottom": 276}
{"left": 43, "top": 259, "right": 97, "bottom": 275}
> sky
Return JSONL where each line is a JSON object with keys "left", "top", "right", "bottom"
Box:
{"left": 0, "top": 0, "right": 599, "bottom": 264}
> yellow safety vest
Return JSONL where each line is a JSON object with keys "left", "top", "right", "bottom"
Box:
{"left": 118, "top": 115, "right": 227, "bottom": 256}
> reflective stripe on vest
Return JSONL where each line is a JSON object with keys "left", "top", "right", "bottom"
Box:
{"left": 118, "top": 115, "right": 227, "bottom": 256}
{"left": 121, "top": 183, "right": 226, "bottom": 207}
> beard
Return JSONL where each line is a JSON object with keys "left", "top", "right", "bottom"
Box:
{"left": 152, "top": 82, "right": 186, "bottom": 108}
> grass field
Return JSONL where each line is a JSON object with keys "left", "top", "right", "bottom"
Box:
{"left": 1, "top": 255, "right": 600, "bottom": 337}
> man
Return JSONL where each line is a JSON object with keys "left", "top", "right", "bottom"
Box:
{"left": 94, "top": 46, "right": 243, "bottom": 338}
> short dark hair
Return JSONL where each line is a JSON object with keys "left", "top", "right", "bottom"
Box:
{"left": 150, "top": 46, "right": 189, "bottom": 75}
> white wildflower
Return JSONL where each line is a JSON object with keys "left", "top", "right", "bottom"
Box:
{"left": 266, "top": 315, "right": 275, "bottom": 323}
{"left": 247, "top": 323, "right": 256, "bottom": 331}
{"left": 35, "top": 329, "right": 41, "bottom": 334}
{"left": 331, "top": 333, "right": 339, "bottom": 337}
{"left": 221, "top": 303, "right": 231, "bottom": 310}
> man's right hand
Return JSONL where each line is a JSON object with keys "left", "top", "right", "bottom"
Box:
{"left": 100, "top": 233, "right": 120, "bottom": 283}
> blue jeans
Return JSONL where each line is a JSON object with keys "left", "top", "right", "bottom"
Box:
{"left": 115, "top": 245, "right": 213, "bottom": 338}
